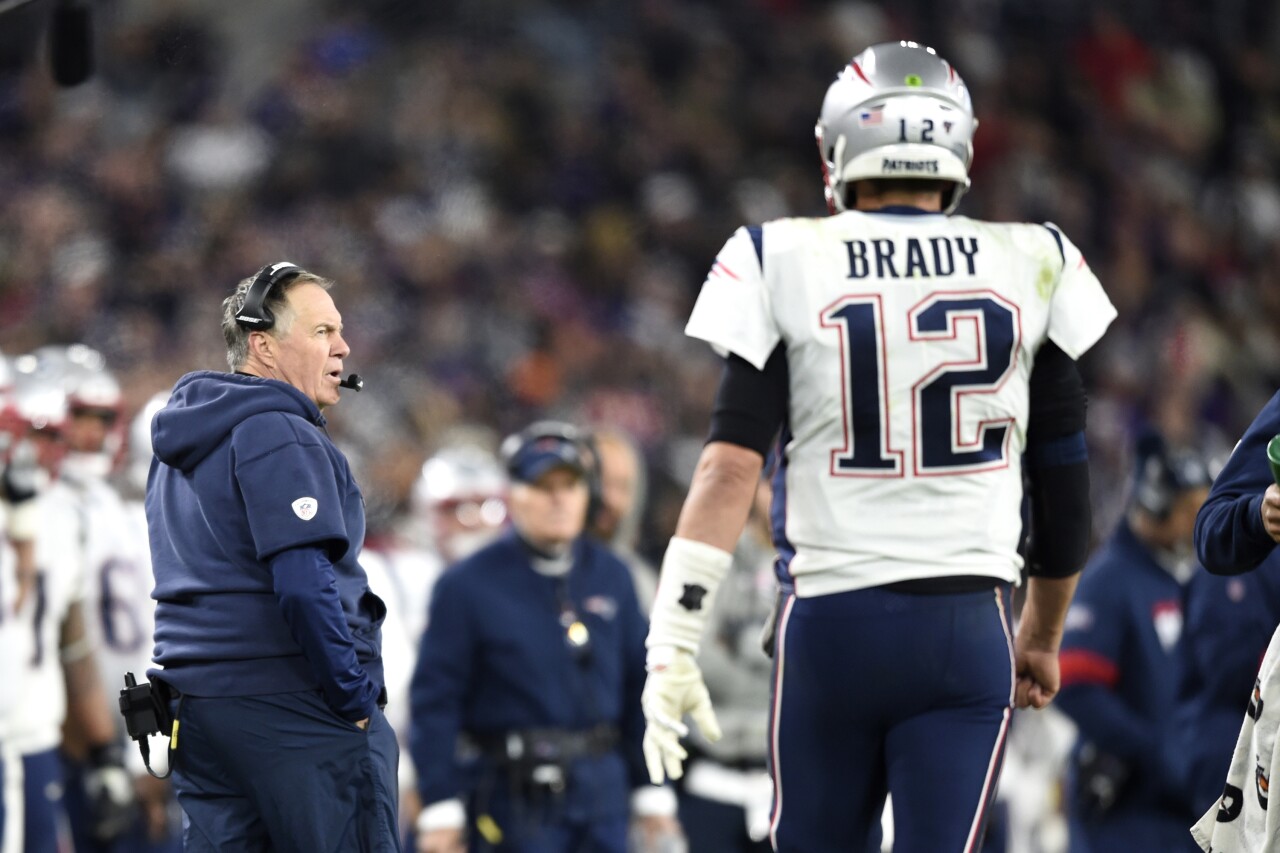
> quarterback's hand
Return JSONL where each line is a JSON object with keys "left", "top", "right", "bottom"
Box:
{"left": 1013, "top": 634, "right": 1061, "bottom": 710}
{"left": 641, "top": 646, "right": 721, "bottom": 784}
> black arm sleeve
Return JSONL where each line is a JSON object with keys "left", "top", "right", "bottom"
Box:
{"left": 1027, "top": 341, "right": 1087, "bottom": 441}
{"left": 705, "top": 344, "right": 789, "bottom": 457}
{"left": 1024, "top": 342, "right": 1092, "bottom": 578}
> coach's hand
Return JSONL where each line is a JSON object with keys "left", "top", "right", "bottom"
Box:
{"left": 642, "top": 646, "right": 721, "bottom": 784}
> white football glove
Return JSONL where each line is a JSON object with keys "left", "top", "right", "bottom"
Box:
{"left": 642, "top": 645, "right": 722, "bottom": 784}
{"left": 642, "top": 537, "right": 734, "bottom": 784}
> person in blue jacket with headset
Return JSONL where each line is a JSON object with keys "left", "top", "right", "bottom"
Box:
{"left": 146, "top": 263, "right": 398, "bottom": 851}
{"left": 410, "top": 421, "right": 679, "bottom": 853}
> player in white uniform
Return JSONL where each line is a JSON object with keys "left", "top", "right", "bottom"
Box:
{"left": 0, "top": 369, "right": 126, "bottom": 853}
{"left": 641, "top": 42, "right": 1116, "bottom": 853}
{"left": 47, "top": 356, "right": 176, "bottom": 845}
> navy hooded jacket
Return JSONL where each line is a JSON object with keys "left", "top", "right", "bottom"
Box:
{"left": 146, "top": 371, "right": 384, "bottom": 721}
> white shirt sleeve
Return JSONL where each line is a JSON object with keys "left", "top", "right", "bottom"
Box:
{"left": 1044, "top": 223, "right": 1117, "bottom": 359}
{"left": 684, "top": 226, "right": 781, "bottom": 370}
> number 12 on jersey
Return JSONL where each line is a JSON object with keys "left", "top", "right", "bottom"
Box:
{"left": 821, "top": 291, "right": 1021, "bottom": 477}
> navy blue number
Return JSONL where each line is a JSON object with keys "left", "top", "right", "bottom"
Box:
{"left": 825, "top": 300, "right": 900, "bottom": 473}
{"left": 913, "top": 297, "right": 1016, "bottom": 469}
{"left": 100, "top": 558, "right": 145, "bottom": 652}
{"left": 898, "top": 118, "right": 935, "bottom": 143}
{"left": 827, "top": 294, "right": 1018, "bottom": 474}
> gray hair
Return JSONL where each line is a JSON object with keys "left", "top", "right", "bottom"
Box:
{"left": 221, "top": 269, "right": 333, "bottom": 370}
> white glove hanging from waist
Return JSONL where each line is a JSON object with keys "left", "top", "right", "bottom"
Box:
{"left": 642, "top": 537, "right": 734, "bottom": 784}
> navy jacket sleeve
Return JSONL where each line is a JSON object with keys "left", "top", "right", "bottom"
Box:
{"left": 411, "top": 566, "right": 476, "bottom": 807}
{"left": 271, "top": 546, "right": 379, "bottom": 721}
{"left": 1195, "top": 391, "right": 1280, "bottom": 574}
{"left": 235, "top": 413, "right": 350, "bottom": 561}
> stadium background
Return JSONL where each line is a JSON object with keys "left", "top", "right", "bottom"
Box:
{"left": 0, "top": 0, "right": 1274, "bottom": 600}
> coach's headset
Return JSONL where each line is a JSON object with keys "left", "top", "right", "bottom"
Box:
{"left": 234, "top": 261, "right": 363, "bottom": 391}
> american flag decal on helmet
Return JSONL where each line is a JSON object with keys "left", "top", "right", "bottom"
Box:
{"left": 858, "top": 105, "right": 884, "bottom": 127}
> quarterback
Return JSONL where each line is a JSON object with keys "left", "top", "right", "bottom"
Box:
{"left": 642, "top": 41, "right": 1116, "bottom": 852}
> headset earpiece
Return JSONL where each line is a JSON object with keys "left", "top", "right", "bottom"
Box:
{"left": 234, "top": 262, "right": 301, "bottom": 331}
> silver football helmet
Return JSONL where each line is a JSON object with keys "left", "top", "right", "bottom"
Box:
{"left": 816, "top": 41, "right": 976, "bottom": 214}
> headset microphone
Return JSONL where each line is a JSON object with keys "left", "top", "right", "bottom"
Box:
{"left": 338, "top": 374, "right": 364, "bottom": 392}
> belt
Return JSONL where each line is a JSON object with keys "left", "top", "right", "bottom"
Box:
{"left": 472, "top": 723, "right": 619, "bottom": 765}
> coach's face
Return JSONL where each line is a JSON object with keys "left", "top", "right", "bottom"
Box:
{"left": 266, "top": 283, "right": 350, "bottom": 410}
{"left": 508, "top": 467, "right": 590, "bottom": 552}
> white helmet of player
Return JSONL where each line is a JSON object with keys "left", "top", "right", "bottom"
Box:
{"left": 8, "top": 363, "right": 69, "bottom": 475}
{"left": 125, "top": 390, "right": 170, "bottom": 497}
{"left": 411, "top": 445, "right": 508, "bottom": 563}
{"left": 25, "top": 344, "right": 125, "bottom": 482}
{"left": 816, "top": 41, "right": 976, "bottom": 214}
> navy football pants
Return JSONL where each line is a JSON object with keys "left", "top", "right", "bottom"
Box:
{"left": 170, "top": 690, "right": 400, "bottom": 852}
{"left": 22, "top": 748, "right": 65, "bottom": 853}
{"left": 768, "top": 585, "right": 1014, "bottom": 853}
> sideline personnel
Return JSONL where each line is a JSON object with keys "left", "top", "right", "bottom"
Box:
{"left": 410, "top": 421, "right": 678, "bottom": 853}
{"left": 145, "top": 262, "right": 398, "bottom": 852}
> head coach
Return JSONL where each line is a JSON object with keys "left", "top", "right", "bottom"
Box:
{"left": 144, "top": 262, "right": 399, "bottom": 852}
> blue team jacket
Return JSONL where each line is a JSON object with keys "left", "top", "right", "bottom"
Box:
{"left": 146, "top": 371, "right": 383, "bottom": 719}
{"left": 1195, "top": 390, "right": 1280, "bottom": 574}
{"left": 410, "top": 531, "right": 649, "bottom": 824}
{"left": 1057, "top": 522, "right": 1190, "bottom": 814}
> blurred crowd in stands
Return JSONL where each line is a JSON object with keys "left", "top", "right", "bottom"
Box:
{"left": 1, "top": 0, "right": 1279, "bottom": 558}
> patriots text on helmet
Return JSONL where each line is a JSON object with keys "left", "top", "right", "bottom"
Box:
{"left": 880, "top": 158, "right": 940, "bottom": 174}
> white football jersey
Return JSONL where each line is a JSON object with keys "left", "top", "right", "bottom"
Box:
{"left": 0, "top": 505, "right": 34, "bottom": 723}
{"left": 687, "top": 211, "right": 1116, "bottom": 597}
{"left": 71, "top": 480, "right": 156, "bottom": 698}
{"left": 0, "top": 481, "right": 86, "bottom": 753}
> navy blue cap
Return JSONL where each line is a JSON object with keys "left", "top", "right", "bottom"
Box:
{"left": 502, "top": 430, "right": 588, "bottom": 484}
{"left": 1132, "top": 431, "right": 1213, "bottom": 517}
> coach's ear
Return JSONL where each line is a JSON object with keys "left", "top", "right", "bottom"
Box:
{"left": 760, "top": 591, "right": 782, "bottom": 659}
